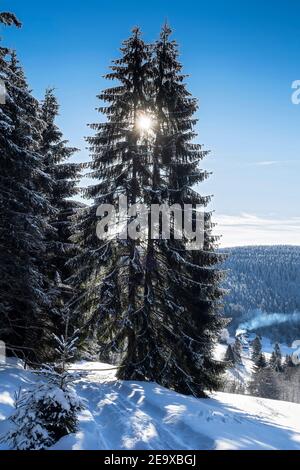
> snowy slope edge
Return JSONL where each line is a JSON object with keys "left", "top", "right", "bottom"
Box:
{"left": 0, "top": 361, "right": 300, "bottom": 451}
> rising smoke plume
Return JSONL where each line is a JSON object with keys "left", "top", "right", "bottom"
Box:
{"left": 236, "top": 311, "right": 300, "bottom": 336}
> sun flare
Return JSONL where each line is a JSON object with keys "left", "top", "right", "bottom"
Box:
{"left": 137, "top": 114, "right": 153, "bottom": 132}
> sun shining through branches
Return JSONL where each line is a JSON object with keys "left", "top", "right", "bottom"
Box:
{"left": 136, "top": 112, "right": 154, "bottom": 133}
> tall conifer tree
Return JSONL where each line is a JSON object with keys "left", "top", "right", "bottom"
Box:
{"left": 138, "top": 25, "right": 225, "bottom": 395}
{"left": 39, "top": 88, "right": 81, "bottom": 333}
{"left": 72, "top": 26, "right": 225, "bottom": 396}
{"left": 70, "top": 28, "right": 152, "bottom": 364}
{"left": 0, "top": 32, "right": 53, "bottom": 360}
{"left": 270, "top": 343, "right": 282, "bottom": 372}
{"left": 251, "top": 335, "right": 262, "bottom": 361}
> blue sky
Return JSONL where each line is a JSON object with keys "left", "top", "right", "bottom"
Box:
{"left": 1, "top": 0, "right": 300, "bottom": 246}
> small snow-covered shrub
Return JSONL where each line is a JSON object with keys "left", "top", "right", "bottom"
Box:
{"left": 1, "top": 333, "right": 84, "bottom": 450}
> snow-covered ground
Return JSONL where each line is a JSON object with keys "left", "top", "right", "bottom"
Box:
{"left": 1, "top": 359, "right": 300, "bottom": 450}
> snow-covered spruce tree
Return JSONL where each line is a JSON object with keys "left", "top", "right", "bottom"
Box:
{"left": 140, "top": 25, "right": 226, "bottom": 396}
{"left": 232, "top": 337, "right": 243, "bottom": 365}
{"left": 249, "top": 356, "right": 279, "bottom": 400}
{"left": 2, "top": 333, "right": 83, "bottom": 450}
{"left": 224, "top": 344, "right": 235, "bottom": 365}
{"left": 284, "top": 354, "right": 296, "bottom": 368}
{"left": 71, "top": 26, "right": 225, "bottom": 395}
{"left": 269, "top": 343, "right": 283, "bottom": 372}
{"left": 39, "top": 88, "right": 81, "bottom": 336}
{"left": 255, "top": 352, "right": 267, "bottom": 369}
{"left": 251, "top": 335, "right": 262, "bottom": 361}
{"left": 0, "top": 31, "right": 54, "bottom": 360}
{"left": 70, "top": 28, "right": 153, "bottom": 366}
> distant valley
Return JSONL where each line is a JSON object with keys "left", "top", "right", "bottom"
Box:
{"left": 221, "top": 245, "right": 300, "bottom": 343}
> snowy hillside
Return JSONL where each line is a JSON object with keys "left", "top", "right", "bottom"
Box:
{"left": 1, "top": 360, "right": 300, "bottom": 451}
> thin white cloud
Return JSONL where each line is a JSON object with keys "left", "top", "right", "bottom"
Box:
{"left": 255, "top": 160, "right": 277, "bottom": 166}
{"left": 214, "top": 213, "right": 300, "bottom": 247}
{"left": 251, "top": 159, "right": 299, "bottom": 167}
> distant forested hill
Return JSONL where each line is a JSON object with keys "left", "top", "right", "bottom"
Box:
{"left": 221, "top": 246, "right": 300, "bottom": 343}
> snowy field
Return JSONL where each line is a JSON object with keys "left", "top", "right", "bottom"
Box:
{"left": 0, "top": 359, "right": 300, "bottom": 450}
